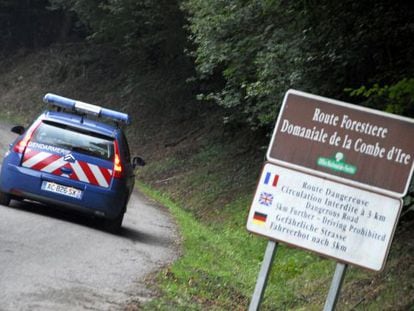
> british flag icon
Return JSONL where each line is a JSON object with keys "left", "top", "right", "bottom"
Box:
{"left": 258, "top": 192, "right": 273, "bottom": 206}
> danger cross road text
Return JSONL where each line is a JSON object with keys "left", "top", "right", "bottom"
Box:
{"left": 247, "top": 163, "right": 402, "bottom": 271}
{"left": 273, "top": 177, "right": 393, "bottom": 252}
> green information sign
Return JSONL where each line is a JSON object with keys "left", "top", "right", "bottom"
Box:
{"left": 317, "top": 152, "right": 357, "bottom": 175}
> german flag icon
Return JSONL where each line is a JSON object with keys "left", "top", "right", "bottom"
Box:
{"left": 252, "top": 211, "right": 267, "bottom": 226}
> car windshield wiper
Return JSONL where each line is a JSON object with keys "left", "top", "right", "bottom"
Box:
{"left": 71, "top": 146, "right": 97, "bottom": 156}
{"left": 54, "top": 143, "right": 73, "bottom": 150}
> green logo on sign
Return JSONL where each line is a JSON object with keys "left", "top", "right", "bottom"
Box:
{"left": 317, "top": 152, "right": 357, "bottom": 175}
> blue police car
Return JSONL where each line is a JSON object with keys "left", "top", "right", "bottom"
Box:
{"left": 0, "top": 93, "right": 144, "bottom": 232}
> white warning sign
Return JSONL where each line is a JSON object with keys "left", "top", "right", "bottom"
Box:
{"left": 246, "top": 163, "right": 402, "bottom": 271}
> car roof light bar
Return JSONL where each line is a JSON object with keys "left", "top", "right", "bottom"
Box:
{"left": 43, "top": 93, "right": 130, "bottom": 125}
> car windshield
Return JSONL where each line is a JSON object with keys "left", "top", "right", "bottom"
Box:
{"left": 31, "top": 121, "right": 114, "bottom": 160}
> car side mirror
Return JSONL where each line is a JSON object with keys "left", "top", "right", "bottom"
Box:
{"left": 11, "top": 125, "right": 25, "bottom": 135}
{"left": 132, "top": 156, "right": 146, "bottom": 168}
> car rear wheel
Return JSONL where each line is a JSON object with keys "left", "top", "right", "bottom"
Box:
{"left": 103, "top": 210, "right": 125, "bottom": 233}
{"left": 0, "top": 191, "right": 11, "bottom": 206}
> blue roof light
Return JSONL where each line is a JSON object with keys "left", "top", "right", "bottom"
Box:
{"left": 43, "top": 93, "right": 130, "bottom": 125}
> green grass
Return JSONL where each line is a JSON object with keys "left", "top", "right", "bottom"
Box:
{"left": 138, "top": 182, "right": 334, "bottom": 310}
{"left": 135, "top": 125, "right": 413, "bottom": 310}
{"left": 0, "top": 111, "right": 26, "bottom": 125}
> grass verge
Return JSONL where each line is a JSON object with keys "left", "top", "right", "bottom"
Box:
{"left": 137, "top": 174, "right": 413, "bottom": 311}
{"left": 138, "top": 181, "right": 337, "bottom": 310}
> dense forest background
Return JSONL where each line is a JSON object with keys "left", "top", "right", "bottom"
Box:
{"left": 1, "top": 0, "right": 413, "bottom": 128}
{"left": 0, "top": 1, "right": 413, "bottom": 310}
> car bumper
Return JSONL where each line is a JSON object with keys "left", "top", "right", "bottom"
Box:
{"left": 0, "top": 162, "right": 128, "bottom": 219}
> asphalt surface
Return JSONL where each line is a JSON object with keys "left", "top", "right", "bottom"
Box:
{"left": 0, "top": 123, "right": 180, "bottom": 310}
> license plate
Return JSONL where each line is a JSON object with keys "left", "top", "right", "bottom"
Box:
{"left": 41, "top": 181, "right": 82, "bottom": 199}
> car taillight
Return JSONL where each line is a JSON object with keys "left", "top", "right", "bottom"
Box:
{"left": 13, "top": 120, "right": 41, "bottom": 154}
{"left": 113, "top": 140, "right": 123, "bottom": 178}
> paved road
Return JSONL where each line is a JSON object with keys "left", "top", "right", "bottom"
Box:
{"left": 0, "top": 123, "right": 179, "bottom": 310}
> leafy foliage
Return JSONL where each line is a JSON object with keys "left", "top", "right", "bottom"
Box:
{"left": 348, "top": 79, "right": 414, "bottom": 117}
{"left": 347, "top": 78, "right": 414, "bottom": 211}
{"left": 1, "top": 1, "right": 413, "bottom": 127}
{"left": 0, "top": 0, "right": 64, "bottom": 51}
{"left": 181, "top": 1, "right": 302, "bottom": 128}
{"left": 182, "top": 0, "right": 414, "bottom": 128}
{"left": 49, "top": 0, "right": 185, "bottom": 63}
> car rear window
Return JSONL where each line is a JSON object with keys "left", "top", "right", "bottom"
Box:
{"left": 31, "top": 121, "right": 114, "bottom": 160}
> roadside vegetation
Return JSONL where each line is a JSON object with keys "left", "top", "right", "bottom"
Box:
{"left": 0, "top": 1, "right": 413, "bottom": 310}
